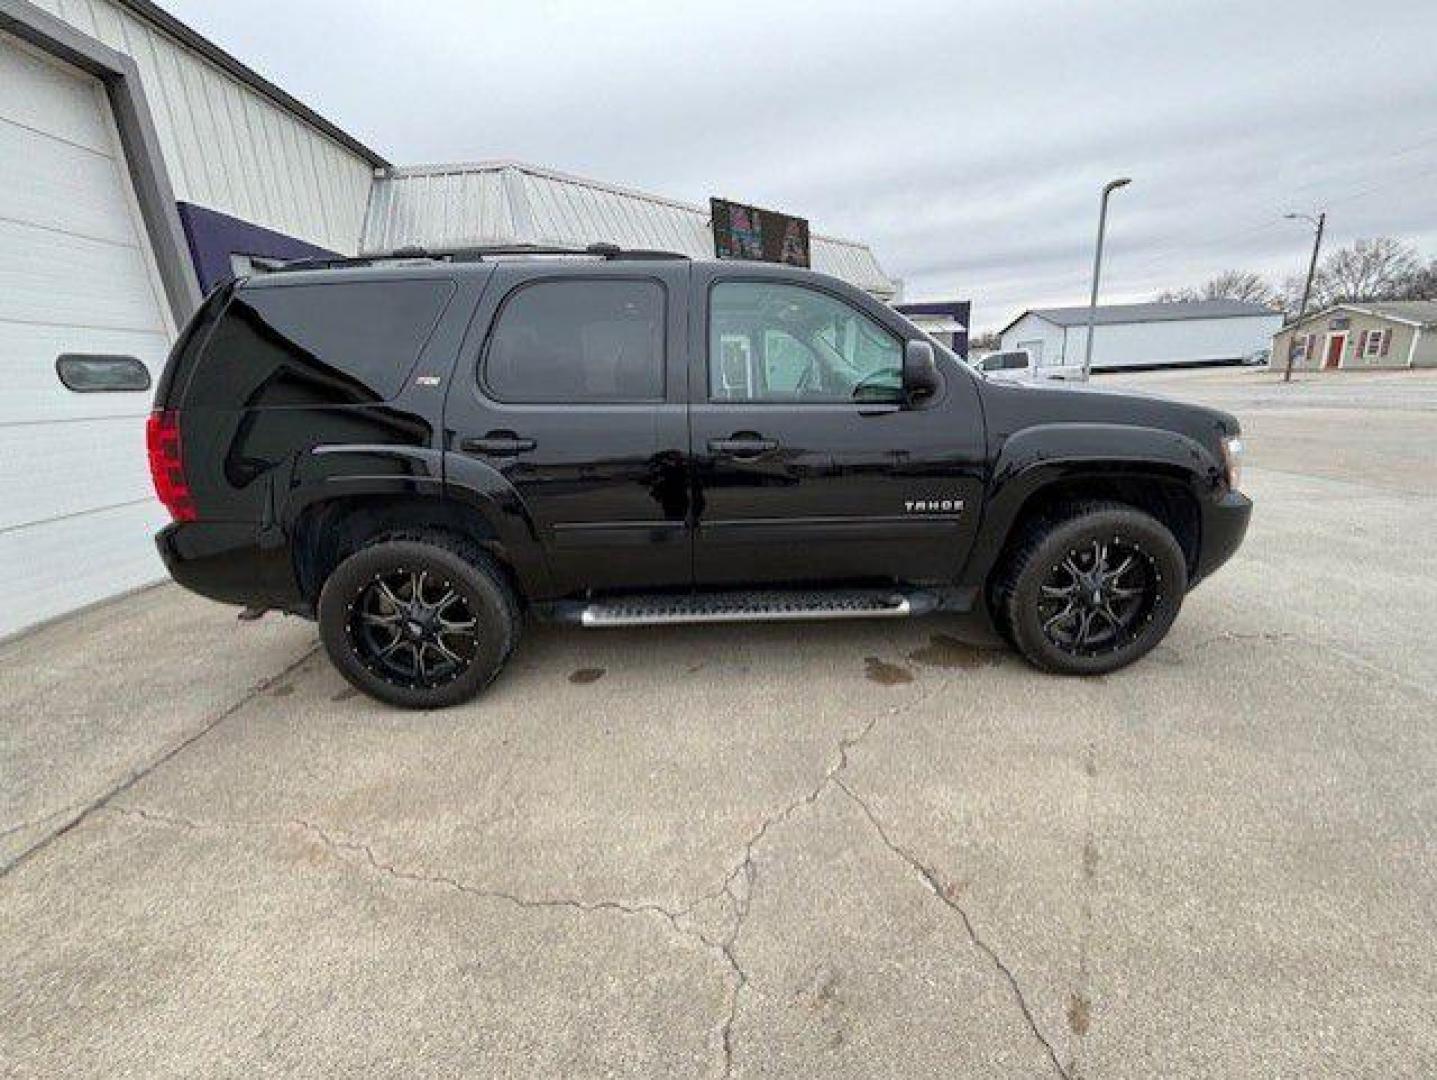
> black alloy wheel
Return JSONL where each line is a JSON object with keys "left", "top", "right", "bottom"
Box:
{"left": 318, "top": 536, "right": 520, "bottom": 709}
{"left": 350, "top": 567, "right": 479, "bottom": 689}
{"left": 1036, "top": 537, "right": 1159, "bottom": 657}
{"left": 999, "top": 502, "right": 1187, "bottom": 675}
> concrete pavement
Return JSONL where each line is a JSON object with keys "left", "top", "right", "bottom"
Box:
{"left": 2, "top": 368, "right": 1434, "bottom": 1078}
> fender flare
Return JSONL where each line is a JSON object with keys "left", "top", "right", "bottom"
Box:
{"left": 961, "top": 423, "right": 1222, "bottom": 584}
{"left": 278, "top": 444, "right": 553, "bottom": 600}
{"left": 441, "top": 450, "right": 553, "bottom": 596}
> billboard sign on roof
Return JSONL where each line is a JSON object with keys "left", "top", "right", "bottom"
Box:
{"left": 710, "top": 198, "right": 810, "bottom": 268}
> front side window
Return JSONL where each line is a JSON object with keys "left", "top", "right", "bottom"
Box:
{"left": 484, "top": 279, "right": 665, "bottom": 403}
{"left": 708, "top": 282, "right": 903, "bottom": 404}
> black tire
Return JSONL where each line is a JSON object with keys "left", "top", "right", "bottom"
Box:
{"left": 995, "top": 502, "right": 1187, "bottom": 675}
{"left": 318, "top": 534, "right": 520, "bottom": 709}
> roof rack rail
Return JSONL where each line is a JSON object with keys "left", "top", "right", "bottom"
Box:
{"left": 273, "top": 242, "right": 690, "bottom": 273}
{"left": 272, "top": 247, "right": 434, "bottom": 272}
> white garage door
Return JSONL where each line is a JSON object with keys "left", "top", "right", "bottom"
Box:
{"left": 0, "top": 32, "right": 176, "bottom": 638}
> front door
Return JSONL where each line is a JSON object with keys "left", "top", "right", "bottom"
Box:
{"left": 688, "top": 271, "right": 987, "bottom": 588}
{"left": 1324, "top": 333, "right": 1346, "bottom": 369}
{"left": 445, "top": 262, "right": 691, "bottom": 595}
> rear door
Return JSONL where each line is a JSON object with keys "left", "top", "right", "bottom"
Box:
{"left": 445, "top": 261, "right": 690, "bottom": 596}
{"left": 688, "top": 267, "right": 987, "bottom": 589}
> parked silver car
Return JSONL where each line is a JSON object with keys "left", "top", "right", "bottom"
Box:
{"left": 970, "top": 350, "right": 1080, "bottom": 382}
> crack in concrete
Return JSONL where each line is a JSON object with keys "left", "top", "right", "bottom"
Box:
{"left": 0, "top": 646, "right": 320, "bottom": 879}
{"left": 1185, "top": 628, "right": 1434, "bottom": 704}
{"left": 836, "top": 776, "right": 1072, "bottom": 1080}
{"left": 1182, "top": 630, "right": 1300, "bottom": 653}
{"left": 683, "top": 682, "right": 944, "bottom": 1076}
{"left": 107, "top": 801, "right": 744, "bottom": 1077}
{"left": 106, "top": 803, "right": 691, "bottom": 929}
{"left": 0, "top": 804, "right": 81, "bottom": 840}
{"left": 1069, "top": 738, "right": 1100, "bottom": 1080}
{"left": 103, "top": 671, "right": 944, "bottom": 1080}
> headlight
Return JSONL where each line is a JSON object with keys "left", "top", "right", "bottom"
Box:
{"left": 1221, "top": 436, "right": 1244, "bottom": 492}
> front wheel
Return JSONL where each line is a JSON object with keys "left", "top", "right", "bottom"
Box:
{"left": 997, "top": 503, "right": 1187, "bottom": 675}
{"left": 318, "top": 536, "right": 520, "bottom": 708}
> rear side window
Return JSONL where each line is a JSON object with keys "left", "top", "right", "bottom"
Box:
{"left": 483, "top": 279, "right": 665, "bottom": 403}
{"left": 181, "top": 279, "right": 455, "bottom": 408}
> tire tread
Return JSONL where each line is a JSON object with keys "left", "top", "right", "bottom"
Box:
{"left": 993, "top": 500, "right": 1184, "bottom": 675}
{"left": 318, "top": 530, "right": 522, "bottom": 708}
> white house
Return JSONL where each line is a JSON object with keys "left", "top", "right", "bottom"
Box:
{"left": 997, "top": 300, "right": 1282, "bottom": 373}
{"left": 1273, "top": 301, "right": 1437, "bottom": 371}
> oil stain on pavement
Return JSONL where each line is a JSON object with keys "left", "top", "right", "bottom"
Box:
{"left": 908, "top": 633, "right": 1001, "bottom": 670}
{"left": 863, "top": 657, "right": 913, "bottom": 685}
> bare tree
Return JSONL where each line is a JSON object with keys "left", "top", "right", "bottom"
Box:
{"left": 1198, "top": 269, "right": 1277, "bottom": 306}
{"left": 1153, "top": 287, "right": 1198, "bottom": 303}
{"left": 1301, "top": 237, "right": 1421, "bottom": 308}
{"left": 1155, "top": 270, "right": 1275, "bottom": 306}
{"left": 1387, "top": 258, "right": 1437, "bottom": 300}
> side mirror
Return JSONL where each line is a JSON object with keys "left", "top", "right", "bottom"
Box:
{"left": 903, "top": 340, "right": 941, "bottom": 403}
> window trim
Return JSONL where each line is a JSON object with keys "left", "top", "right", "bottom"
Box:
{"left": 477, "top": 275, "right": 668, "bottom": 406}
{"left": 1363, "top": 328, "right": 1387, "bottom": 358}
{"left": 703, "top": 278, "right": 907, "bottom": 406}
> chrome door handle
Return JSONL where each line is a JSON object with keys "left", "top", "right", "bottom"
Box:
{"left": 460, "top": 433, "right": 536, "bottom": 455}
{"left": 708, "top": 436, "right": 778, "bottom": 457}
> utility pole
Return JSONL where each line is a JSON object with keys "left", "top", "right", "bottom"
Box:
{"left": 1082, "top": 177, "right": 1132, "bottom": 382}
{"left": 1282, "top": 211, "right": 1325, "bottom": 384}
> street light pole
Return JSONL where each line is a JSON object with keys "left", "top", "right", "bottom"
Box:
{"left": 1282, "top": 210, "right": 1326, "bottom": 384}
{"left": 1081, "top": 177, "right": 1132, "bottom": 382}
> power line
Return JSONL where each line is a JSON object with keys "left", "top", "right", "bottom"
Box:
{"left": 1115, "top": 150, "right": 1437, "bottom": 284}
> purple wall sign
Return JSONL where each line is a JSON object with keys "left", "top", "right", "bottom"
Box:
{"left": 175, "top": 201, "right": 339, "bottom": 294}
{"left": 894, "top": 299, "right": 972, "bottom": 359}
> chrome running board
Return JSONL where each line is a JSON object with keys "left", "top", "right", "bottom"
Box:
{"left": 572, "top": 589, "right": 935, "bottom": 629}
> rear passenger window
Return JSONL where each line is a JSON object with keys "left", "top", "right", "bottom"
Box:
{"left": 484, "top": 280, "right": 664, "bottom": 403}
{"left": 182, "top": 279, "right": 455, "bottom": 407}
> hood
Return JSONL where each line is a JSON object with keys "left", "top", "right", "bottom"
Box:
{"left": 977, "top": 378, "right": 1240, "bottom": 454}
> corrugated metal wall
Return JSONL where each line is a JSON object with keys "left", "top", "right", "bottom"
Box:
{"left": 34, "top": 0, "right": 374, "bottom": 254}
{"left": 363, "top": 168, "right": 517, "bottom": 252}
{"left": 362, "top": 163, "right": 897, "bottom": 300}
{"left": 34, "top": 7, "right": 892, "bottom": 294}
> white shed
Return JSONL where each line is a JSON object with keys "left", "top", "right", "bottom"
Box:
{"left": 997, "top": 300, "right": 1282, "bottom": 373}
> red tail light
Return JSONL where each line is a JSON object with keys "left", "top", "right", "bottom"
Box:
{"left": 146, "top": 409, "right": 196, "bottom": 521}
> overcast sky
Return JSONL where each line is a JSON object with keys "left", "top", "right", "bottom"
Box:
{"left": 163, "top": 0, "right": 1437, "bottom": 332}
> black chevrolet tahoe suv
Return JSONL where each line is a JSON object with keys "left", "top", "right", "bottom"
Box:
{"left": 149, "top": 246, "right": 1251, "bottom": 708}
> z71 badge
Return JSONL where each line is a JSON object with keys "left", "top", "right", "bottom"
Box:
{"left": 904, "top": 498, "right": 964, "bottom": 514}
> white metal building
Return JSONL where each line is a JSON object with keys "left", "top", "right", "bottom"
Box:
{"left": 1, "top": 0, "right": 384, "bottom": 636}
{"left": 362, "top": 162, "right": 897, "bottom": 301}
{"left": 998, "top": 300, "right": 1282, "bottom": 373}
{"left": 0, "top": 0, "right": 895, "bottom": 638}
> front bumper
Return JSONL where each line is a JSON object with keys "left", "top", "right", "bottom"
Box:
{"left": 157, "top": 522, "right": 305, "bottom": 612}
{"left": 1193, "top": 489, "right": 1252, "bottom": 584}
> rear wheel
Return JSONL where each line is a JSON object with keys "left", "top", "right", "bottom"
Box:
{"left": 318, "top": 536, "right": 520, "bottom": 708}
{"left": 996, "top": 503, "right": 1186, "bottom": 675}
